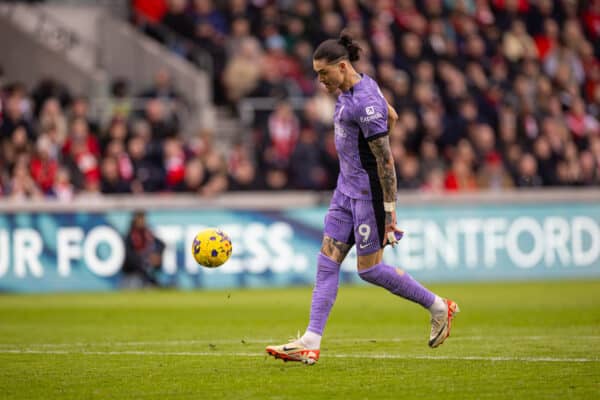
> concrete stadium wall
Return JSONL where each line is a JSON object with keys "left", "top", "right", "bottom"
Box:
{"left": 0, "top": 5, "right": 106, "bottom": 97}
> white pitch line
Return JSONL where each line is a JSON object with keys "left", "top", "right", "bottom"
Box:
{"left": 0, "top": 335, "right": 598, "bottom": 348}
{"left": 0, "top": 349, "right": 597, "bottom": 363}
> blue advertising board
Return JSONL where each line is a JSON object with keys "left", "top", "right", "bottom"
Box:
{"left": 0, "top": 203, "right": 599, "bottom": 292}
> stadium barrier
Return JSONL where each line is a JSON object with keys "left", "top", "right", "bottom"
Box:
{"left": 0, "top": 190, "right": 599, "bottom": 292}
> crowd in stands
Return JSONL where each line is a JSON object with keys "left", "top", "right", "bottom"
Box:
{"left": 132, "top": 0, "right": 600, "bottom": 192}
{"left": 0, "top": 71, "right": 234, "bottom": 198}
{"left": 1, "top": 0, "right": 599, "bottom": 199}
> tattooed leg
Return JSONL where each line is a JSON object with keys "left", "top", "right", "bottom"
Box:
{"left": 320, "top": 235, "right": 352, "bottom": 263}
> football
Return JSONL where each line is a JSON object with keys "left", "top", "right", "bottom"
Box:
{"left": 192, "top": 228, "right": 233, "bottom": 268}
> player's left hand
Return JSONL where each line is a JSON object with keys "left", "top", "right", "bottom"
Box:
{"left": 382, "top": 210, "right": 404, "bottom": 247}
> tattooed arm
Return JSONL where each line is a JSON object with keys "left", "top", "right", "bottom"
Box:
{"left": 368, "top": 135, "right": 402, "bottom": 246}
{"left": 368, "top": 135, "right": 397, "bottom": 204}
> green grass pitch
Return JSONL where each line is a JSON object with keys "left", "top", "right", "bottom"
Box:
{"left": 1, "top": 280, "right": 599, "bottom": 399}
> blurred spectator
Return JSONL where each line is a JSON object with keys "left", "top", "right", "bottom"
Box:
{"left": 140, "top": 69, "right": 183, "bottom": 104}
{"left": 223, "top": 38, "right": 263, "bottom": 104}
{"left": 175, "top": 157, "right": 206, "bottom": 193}
{"left": 106, "top": 78, "right": 133, "bottom": 122}
{"left": 502, "top": 19, "right": 538, "bottom": 63}
{"left": 51, "top": 167, "right": 74, "bottom": 201}
{"left": 104, "top": 139, "right": 135, "bottom": 182}
{"left": 38, "top": 97, "right": 67, "bottom": 144}
{"left": 532, "top": 136, "right": 558, "bottom": 185}
{"left": 566, "top": 97, "right": 600, "bottom": 144}
{"left": 163, "top": 137, "right": 186, "bottom": 189}
{"left": 128, "top": 135, "right": 165, "bottom": 193}
{"left": 30, "top": 135, "right": 59, "bottom": 194}
{"left": 195, "top": 21, "right": 227, "bottom": 104}
{"left": 580, "top": 150, "right": 600, "bottom": 185}
{"left": 8, "top": 155, "right": 43, "bottom": 199}
{"left": 534, "top": 18, "right": 559, "bottom": 61}
{"left": 445, "top": 158, "right": 478, "bottom": 192}
{"left": 0, "top": 92, "right": 34, "bottom": 140}
{"left": 422, "top": 167, "right": 446, "bottom": 194}
{"left": 62, "top": 118, "right": 101, "bottom": 190}
{"left": 264, "top": 167, "right": 289, "bottom": 190}
{"left": 101, "top": 117, "right": 129, "bottom": 151}
{"left": 477, "top": 152, "right": 514, "bottom": 190}
{"left": 228, "top": 140, "right": 259, "bottom": 190}
{"left": 101, "top": 157, "right": 131, "bottom": 194}
{"left": 264, "top": 101, "right": 300, "bottom": 168}
{"left": 133, "top": 0, "right": 167, "bottom": 24}
{"left": 161, "top": 0, "right": 195, "bottom": 40}
{"left": 191, "top": 0, "right": 227, "bottom": 37}
{"left": 201, "top": 151, "right": 229, "bottom": 196}
{"left": 121, "top": 210, "right": 165, "bottom": 288}
{"left": 516, "top": 153, "right": 543, "bottom": 188}
{"left": 30, "top": 78, "right": 70, "bottom": 117}
{"left": 144, "top": 98, "right": 179, "bottom": 140}
{"left": 583, "top": 1, "right": 600, "bottom": 53}
{"left": 69, "top": 96, "right": 99, "bottom": 135}
{"left": 290, "top": 127, "right": 326, "bottom": 189}
{"left": 2, "top": 125, "right": 32, "bottom": 171}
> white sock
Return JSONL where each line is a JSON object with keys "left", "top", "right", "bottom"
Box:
{"left": 300, "top": 330, "right": 322, "bottom": 349}
{"left": 428, "top": 295, "right": 447, "bottom": 315}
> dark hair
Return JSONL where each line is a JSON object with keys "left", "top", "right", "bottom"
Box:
{"left": 313, "top": 30, "right": 361, "bottom": 63}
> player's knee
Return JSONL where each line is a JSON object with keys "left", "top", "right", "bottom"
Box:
{"left": 357, "top": 260, "right": 382, "bottom": 283}
{"left": 320, "top": 247, "right": 344, "bottom": 264}
{"left": 356, "top": 250, "right": 383, "bottom": 272}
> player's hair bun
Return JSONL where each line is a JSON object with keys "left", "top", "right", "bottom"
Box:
{"left": 338, "top": 30, "right": 361, "bottom": 62}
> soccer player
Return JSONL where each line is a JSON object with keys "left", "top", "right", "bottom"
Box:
{"left": 266, "top": 33, "right": 459, "bottom": 365}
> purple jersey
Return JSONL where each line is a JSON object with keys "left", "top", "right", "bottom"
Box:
{"left": 333, "top": 74, "right": 389, "bottom": 200}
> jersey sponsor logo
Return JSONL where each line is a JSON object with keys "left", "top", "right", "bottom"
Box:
{"left": 360, "top": 111, "right": 384, "bottom": 123}
{"left": 365, "top": 106, "right": 375, "bottom": 115}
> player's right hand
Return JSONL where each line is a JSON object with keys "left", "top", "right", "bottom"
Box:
{"left": 382, "top": 210, "right": 404, "bottom": 247}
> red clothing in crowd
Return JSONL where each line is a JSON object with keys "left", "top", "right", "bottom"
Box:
{"left": 165, "top": 155, "right": 186, "bottom": 187}
{"left": 62, "top": 135, "right": 100, "bottom": 158}
{"left": 444, "top": 172, "right": 478, "bottom": 191}
{"left": 62, "top": 135, "right": 101, "bottom": 183}
{"left": 133, "top": 0, "right": 167, "bottom": 23}
{"left": 583, "top": 1, "right": 600, "bottom": 40}
{"left": 30, "top": 157, "right": 58, "bottom": 193}
{"left": 534, "top": 35, "right": 556, "bottom": 60}
{"left": 268, "top": 112, "right": 299, "bottom": 162}
{"left": 492, "top": 0, "right": 529, "bottom": 13}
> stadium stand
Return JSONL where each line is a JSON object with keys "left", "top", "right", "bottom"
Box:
{"left": 0, "top": 0, "right": 599, "bottom": 198}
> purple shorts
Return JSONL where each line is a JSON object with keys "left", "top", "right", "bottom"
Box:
{"left": 323, "top": 189, "right": 386, "bottom": 255}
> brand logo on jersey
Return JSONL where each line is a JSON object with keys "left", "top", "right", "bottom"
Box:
{"left": 360, "top": 108, "right": 384, "bottom": 123}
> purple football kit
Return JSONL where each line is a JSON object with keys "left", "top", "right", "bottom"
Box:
{"left": 307, "top": 74, "right": 438, "bottom": 339}
{"left": 324, "top": 74, "right": 390, "bottom": 255}
{"left": 265, "top": 71, "right": 458, "bottom": 363}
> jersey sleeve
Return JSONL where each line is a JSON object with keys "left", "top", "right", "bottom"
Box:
{"left": 355, "top": 93, "right": 389, "bottom": 141}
